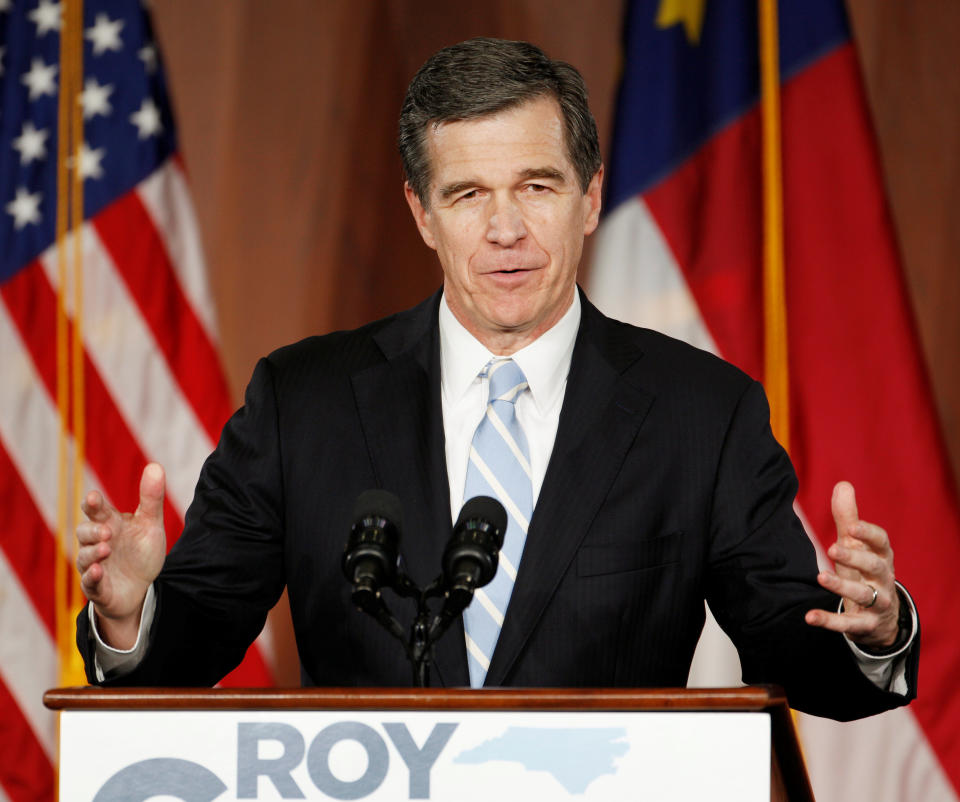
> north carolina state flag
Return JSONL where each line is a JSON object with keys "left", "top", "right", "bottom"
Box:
{"left": 588, "top": 1, "right": 960, "bottom": 799}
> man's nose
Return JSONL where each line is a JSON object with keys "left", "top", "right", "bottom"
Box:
{"left": 486, "top": 196, "right": 527, "bottom": 246}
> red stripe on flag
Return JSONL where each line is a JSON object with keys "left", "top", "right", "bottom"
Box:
{"left": 643, "top": 109, "right": 765, "bottom": 382}
{"left": 0, "top": 677, "right": 54, "bottom": 802}
{"left": 0, "top": 440, "right": 56, "bottom": 636}
{"left": 780, "top": 45, "right": 960, "bottom": 792}
{"left": 0, "top": 262, "right": 186, "bottom": 546}
{"left": 220, "top": 642, "right": 275, "bottom": 687}
{"left": 92, "top": 192, "right": 234, "bottom": 444}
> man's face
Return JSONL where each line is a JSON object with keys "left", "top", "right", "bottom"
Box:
{"left": 405, "top": 96, "right": 603, "bottom": 354}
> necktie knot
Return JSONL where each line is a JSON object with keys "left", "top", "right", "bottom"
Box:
{"left": 486, "top": 359, "right": 528, "bottom": 406}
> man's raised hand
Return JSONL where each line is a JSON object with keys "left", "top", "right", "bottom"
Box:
{"left": 804, "top": 481, "right": 901, "bottom": 649}
{"left": 76, "top": 462, "right": 168, "bottom": 649}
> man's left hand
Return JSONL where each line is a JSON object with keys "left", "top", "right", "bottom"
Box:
{"left": 804, "top": 481, "right": 901, "bottom": 649}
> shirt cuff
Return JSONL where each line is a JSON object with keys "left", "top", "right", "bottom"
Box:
{"left": 843, "top": 581, "right": 918, "bottom": 695}
{"left": 91, "top": 584, "right": 156, "bottom": 682}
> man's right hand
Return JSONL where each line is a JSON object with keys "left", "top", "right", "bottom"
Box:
{"left": 76, "top": 462, "right": 168, "bottom": 650}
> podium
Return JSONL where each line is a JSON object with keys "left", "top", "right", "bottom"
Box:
{"left": 45, "top": 685, "right": 814, "bottom": 801}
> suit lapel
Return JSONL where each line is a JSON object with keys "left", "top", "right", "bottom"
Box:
{"left": 350, "top": 292, "right": 470, "bottom": 686}
{"left": 485, "top": 295, "right": 655, "bottom": 686}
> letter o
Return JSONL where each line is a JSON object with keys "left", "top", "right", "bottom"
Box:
{"left": 307, "top": 722, "right": 389, "bottom": 800}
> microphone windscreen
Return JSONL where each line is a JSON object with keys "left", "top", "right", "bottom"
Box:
{"left": 456, "top": 496, "right": 507, "bottom": 544}
{"left": 353, "top": 489, "right": 403, "bottom": 528}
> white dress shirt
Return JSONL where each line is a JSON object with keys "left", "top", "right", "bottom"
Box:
{"left": 439, "top": 290, "right": 580, "bottom": 521}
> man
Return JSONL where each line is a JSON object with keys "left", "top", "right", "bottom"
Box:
{"left": 76, "top": 38, "right": 916, "bottom": 719}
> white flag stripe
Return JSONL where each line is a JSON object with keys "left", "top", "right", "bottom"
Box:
{"left": 38, "top": 227, "right": 214, "bottom": 518}
{"left": 798, "top": 706, "right": 957, "bottom": 802}
{"left": 589, "top": 198, "right": 717, "bottom": 353}
{"left": 468, "top": 446, "right": 530, "bottom": 532}
{"left": 0, "top": 302, "right": 106, "bottom": 533}
{"left": 472, "top": 588, "right": 505, "bottom": 627}
{"left": 464, "top": 632, "right": 490, "bottom": 671}
{"left": 136, "top": 160, "right": 220, "bottom": 343}
{"left": 0, "top": 549, "right": 57, "bottom": 759}
{"left": 485, "top": 406, "right": 532, "bottom": 478}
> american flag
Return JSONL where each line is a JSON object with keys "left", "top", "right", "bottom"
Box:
{"left": 1, "top": 1, "right": 273, "bottom": 797}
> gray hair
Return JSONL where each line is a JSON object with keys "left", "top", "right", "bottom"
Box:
{"left": 398, "top": 37, "right": 602, "bottom": 205}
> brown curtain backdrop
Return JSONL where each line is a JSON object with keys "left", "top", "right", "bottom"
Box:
{"left": 150, "top": 1, "right": 959, "bottom": 683}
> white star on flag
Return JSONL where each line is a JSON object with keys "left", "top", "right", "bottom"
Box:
{"left": 85, "top": 12, "right": 124, "bottom": 55}
{"left": 76, "top": 142, "right": 106, "bottom": 180}
{"left": 28, "top": 0, "right": 62, "bottom": 36}
{"left": 138, "top": 43, "right": 157, "bottom": 73}
{"left": 130, "top": 97, "right": 162, "bottom": 138}
{"left": 0, "top": 0, "right": 13, "bottom": 12}
{"left": 12, "top": 121, "right": 50, "bottom": 164}
{"left": 5, "top": 187, "right": 43, "bottom": 229}
{"left": 80, "top": 77, "right": 113, "bottom": 119}
{"left": 21, "top": 57, "right": 58, "bottom": 100}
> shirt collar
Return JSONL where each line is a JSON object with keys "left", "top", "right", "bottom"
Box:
{"left": 439, "top": 290, "right": 581, "bottom": 414}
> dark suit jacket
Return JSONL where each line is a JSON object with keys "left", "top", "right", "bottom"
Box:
{"left": 78, "top": 289, "right": 917, "bottom": 720}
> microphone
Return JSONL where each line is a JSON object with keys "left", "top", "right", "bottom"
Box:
{"left": 341, "top": 491, "right": 508, "bottom": 686}
{"left": 342, "top": 490, "right": 402, "bottom": 602}
{"left": 441, "top": 496, "right": 507, "bottom": 614}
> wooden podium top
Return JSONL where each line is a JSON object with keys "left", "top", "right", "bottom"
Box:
{"left": 45, "top": 684, "right": 787, "bottom": 711}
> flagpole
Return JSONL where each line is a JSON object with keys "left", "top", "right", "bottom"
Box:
{"left": 758, "top": 0, "right": 790, "bottom": 453}
{"left": 55, "top": 0, "right": 87, "bottom": 689}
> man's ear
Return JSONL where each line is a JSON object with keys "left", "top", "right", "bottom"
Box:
{"left": 582, "top": 165, "right": 604, "bottom": 237}
{"left": 404, "top": 182, "right": 437, "bottom": 250}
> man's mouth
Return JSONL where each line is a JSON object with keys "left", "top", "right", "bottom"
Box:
{"left": 485, "top": 264, "right": 538, "bottom": 274}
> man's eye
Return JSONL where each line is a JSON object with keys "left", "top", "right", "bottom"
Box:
{"left": 526, "top": 183, "right": 549, "bottom": 193}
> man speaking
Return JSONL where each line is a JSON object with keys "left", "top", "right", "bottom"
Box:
{"left": 75, "top": 38, "right": 917, "bottom": 719}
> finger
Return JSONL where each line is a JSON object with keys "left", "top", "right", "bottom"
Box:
{"left": 76, "top": 542, "right": 111, "bottom": 574}
{"left": 135, "top": 463, "right": 166, "bottom": 523}
{"left": 80, "top": 489, "right": 117, "bottom": 523}
{"left": 76, "top": 521, "right": 110, "bottom": 546}
{"left": 831, "top": 481, "right": 860, "bottom": 545}
{"left": 79, "top": 563, "right": 104, "bottom": 596}
{"left": 805, "top": 607, "right": 878, "bottom": 638}
{"left": 817, "top": 571, "right": 887, "bottom": 608}
{"left": 827, "top": 543, "right": 888, "bottom": 579}
{"left": 845, "top": 520, "right": 891, "bottom": 555}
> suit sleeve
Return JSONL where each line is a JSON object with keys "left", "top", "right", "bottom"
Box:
{"left": 704, "top": 380, "right": 919, "bottom": 720}
{"left": 77, "top": 357, "right": 288, "bottom": 686}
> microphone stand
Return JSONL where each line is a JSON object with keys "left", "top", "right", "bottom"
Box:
{"left": 351, "top": 573, "right": 468, "bottom": 688}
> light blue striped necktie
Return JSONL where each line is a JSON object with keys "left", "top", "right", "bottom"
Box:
{"left": 462, "top": 358, "right": 532, "bottom": 687}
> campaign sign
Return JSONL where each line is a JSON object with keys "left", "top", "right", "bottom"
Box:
{"left": 58, "top": 709, "right": 770, "bottom": 800}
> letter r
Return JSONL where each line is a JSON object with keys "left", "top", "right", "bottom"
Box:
{"left": 237, "top": 722, "right": 306, "bottom": 799}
